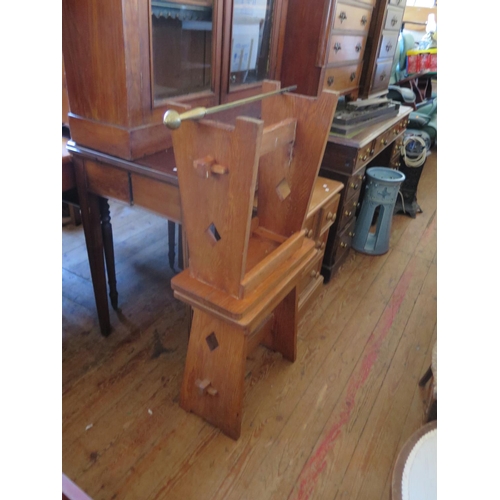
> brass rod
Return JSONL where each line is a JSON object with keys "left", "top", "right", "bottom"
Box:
{"left": 163, "top": 85, "right": 297, "bottom": 130}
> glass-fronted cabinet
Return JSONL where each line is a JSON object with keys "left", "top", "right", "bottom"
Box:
{"left": 63, "top": 0, "right": 287, "bottom": 159}
{"left": 151, "top": 0, "right": 281, "bottom": 107}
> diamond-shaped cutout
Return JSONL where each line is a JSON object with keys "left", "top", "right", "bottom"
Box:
{"left": 206, "top": 332, "right": 219, "bottom": 351}
{"left": 276, "top": 178, "right": 291, "bottom": 201}
{"left": 205, "top": 222, "right": 221, "bottom": 246}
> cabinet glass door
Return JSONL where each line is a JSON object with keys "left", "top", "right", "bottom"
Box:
{"left": 151, "top": 0, "right": 215, "bottom": 102}
{"left": 229, "top": 0, "right": 276, "bottom": 87}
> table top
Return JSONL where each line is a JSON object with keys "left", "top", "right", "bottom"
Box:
{"left": 328, "top": 105, "right": 412, "bottom": 149}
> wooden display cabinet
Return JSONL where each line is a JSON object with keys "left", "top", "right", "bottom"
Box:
{"left": 62, "top": 0, "right": 288, "bottom": 160}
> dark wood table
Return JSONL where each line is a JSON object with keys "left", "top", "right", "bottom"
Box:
{"left": 67, "top": 141, "right": 185, "bottom": 336}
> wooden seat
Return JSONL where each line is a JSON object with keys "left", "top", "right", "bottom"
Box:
{"left": 169, "top": 81, "right": 339, "bottom": 439}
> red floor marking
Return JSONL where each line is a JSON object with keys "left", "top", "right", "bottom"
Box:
{"left": 290, "top": 262, "right": 415, "bottom": 500}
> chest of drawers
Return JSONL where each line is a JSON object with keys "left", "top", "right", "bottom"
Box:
{"left": 280, "top": 0, "right": 376, "bottom": 99}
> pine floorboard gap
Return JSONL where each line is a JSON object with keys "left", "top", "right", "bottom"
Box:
{"left": 62, "top": 148, "right": 437, "bottom": 500}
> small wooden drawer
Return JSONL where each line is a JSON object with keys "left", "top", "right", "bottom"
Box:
{"left": 323, "top": 63, "right": 363, "bottom": 93}
{"left": 378, "top": 32, "right": 399, "bottom": 60}
{"left": 303, "top": 210, "right": 319, "bottom": 240}
{"left": 371, "top": 59, "right": 393, "bottom": 93}
{"left": 333, "top": 3, "right": 372, "bottom": 33}
{"left": 327, "top": 34, "right": 366, "bottom": 65}
{"left": 388, "top": 0, "right": 406, "bottom": 7}
{"left": 343, "top": 169, "right": 366, "bottom": 202}
{"left": 85, "top": 160, "right": 130, "bottom": 203}
{"left": 356, "top": 140, "right": 377, "bottom": 167}
{"left": 318, "top": 193, "right": 341, "bottom": 235}
{"left": 298, "top": 250, "right": 324, "bottom": 295}
{"left": 383, "top": 7, "right": 404, "bottom": 32}
{"left": 333, "top": 217, "right": 357, "bottom": 260}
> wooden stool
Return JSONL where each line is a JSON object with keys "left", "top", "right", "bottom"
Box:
{"left": 169, "top": 81, "right": 339, "bottom": 439}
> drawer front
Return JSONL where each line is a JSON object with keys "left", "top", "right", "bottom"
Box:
{"left": 303, "top": 210, "right": 320, "bottom": 239}
{"left": 298, "top": 250, "right": 324, "bottom": 295}
{"left": 383, "top": 7, "right": 404, "bottom": 32}
{"left": 324, "top": 63, "right": 363, "bottom": 93}
{"left": 371, "top": 59, "right": 393, "bottom": 93}
{"left": 328, "top": 34, "right": 366, "bottom": 65}
{"left": 389, "top": 0, "right": 406, "bottom": 6}
{"left": 378, "top": 32, "right": 399, "bottom": 60}
{"left": 318, "top": 193, "right": 341, "bottom": 235}
{"left": 131, "top": 174, "right": 182, "bottom": 222}
{"left": 85, "top": 160, "right": 130, "bottom": 203}
{"left": 343, "top": 168, "right": 366, "bottom": 203}
{"left": 333, "top": 3, "right": 372, "bottom": 33}
{"left": 333, "top": 217, "right": 357, "bottom": 262}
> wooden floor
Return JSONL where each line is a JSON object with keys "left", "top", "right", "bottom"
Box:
{"left": 62, "top": 148, "right": 437, "bottom": 500}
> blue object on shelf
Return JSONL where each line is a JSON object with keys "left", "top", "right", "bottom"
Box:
{"left": 352, "top": 167, "right": 405, "bottom": 255}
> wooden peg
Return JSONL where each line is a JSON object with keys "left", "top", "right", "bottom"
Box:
{"left": 195, "top": 378, "right": 218, "bottom": 396}
{"left": 193, "top": 155, "right": 228, "bottom": 178}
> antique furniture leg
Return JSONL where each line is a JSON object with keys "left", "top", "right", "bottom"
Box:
{"left": 168, "top": 220, "right": 176, "bottom": 270}
{"left": 99, "top": 197, "right": 118, "bottom": 310}
{"left": 73, "top": 157, "right": 111, "bottom": 336}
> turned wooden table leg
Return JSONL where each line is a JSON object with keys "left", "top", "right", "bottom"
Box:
{"left": 99, "top": 197, "right": 118, "bottom": 310}
{"left": 168, "top": 220, "right": 176, "bottom": 270}
{"left": 73, "top": 157, "right": 111, "bottom": 336}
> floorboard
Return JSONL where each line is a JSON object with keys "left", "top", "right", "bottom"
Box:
{"left": 62, "top": 147, "right": 437, "bottom": 500}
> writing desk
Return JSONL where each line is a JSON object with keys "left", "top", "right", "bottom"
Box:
{"left": 67, "top": 142, "right": 184, "bottom": 336}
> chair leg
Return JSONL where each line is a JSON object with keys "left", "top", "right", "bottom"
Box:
{"left": 419, "top": 365, "right": 433, "bottom": 387}
{"left": 180, "top": 310, "right": 247, "bottom": 440}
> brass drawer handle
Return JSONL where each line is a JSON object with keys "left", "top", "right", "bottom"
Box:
{"left": 370, "top": 148, "right": 375, "bottom": 155}
{"left": 355, "top": 43, "right": 362, "bottom": 52}
{"left": 349, "top": 182, "right": 359, "bottom": 189}
{"left": 339, "top": 11, "right": 347, "bottom": 22}
{"left": 348, "top": 231, "right": 355, "bottom": 237}
{"left": 380, "top": 72, "right": 387, "bottom": 81}
{"left": 344, "top": 210, "right": 353, "bottom": 217}
{"left": 334, "top": 42, "right": 342, "bottom": 53}
{"left": 386, "top": 42, "right": 393, "bottom": 52}
{"left": 340, "top": 242, "right": 348, "bottom": 248}
{"left": 327, "top": 76, "right": 334, "bottom": 86}
{"left": 391, "top": 16, "right": 398, "bottom": 26}
{"left": 350, "top": 72, "right": 356, "bottom": 82}
{"left": 381, "top": 138, "right": 388, "bottom": 145}
{"left": 326, "top": 211, "right": 335, "bottom": 221}
{"left": 361, "top": 15, "right": 368, "bottom": 26}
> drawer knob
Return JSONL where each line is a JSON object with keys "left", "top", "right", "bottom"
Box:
{"left": 361, "top": 15, "right": 368, "bottom": 26}
{"left": 355, "top": 43, "right": 362, "bottom": 52}
{"left": 370, "top": 148, "right": 375, "bottom": 155}
{"left": 339, "top": 11, "right": 347, "bottom": 22}
{"left": 380, "top": 72, "right": 387, "bottom": 81}
{"left": 349, "top": 182, "right": 359, "bottom": 189}
{"left": 327, "top": 76, "right": 334, "bottom": 86}
{"left": 350, "top": 72, "right": 356, "bottom": 82}
{"left": 394, "top": 129, "right": 399, "bottom": 135}
{"left": 386, "top": 42, "right": 393, "bottom": 52}
{"left": 345, "top": 210, "right": 352, "bottom": 217}
{"left": 391, "top": 16, "right": 398, "bottom": 26}
{"left": 381, "top": 138, "right": 388, "bottom": 146}
{"left": 334, "top": 42, "right": 342, "bottom": 53}
{"left": 340, "top": 242, "right": 348, "bottom": 248}
{"left": 326, "top": 211, "right": 334, "bottom": 221}
{"left": 307, "top": 229, "right": 313, "bottom": 238}
{"left": 348, "top": 231, "right": 355, "bottom": 237}
{"left": 310, "top": 269, "right": 320, "bottom": 279}
{"left": 315, "top": 240, "right": 322, "bottom": 248}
